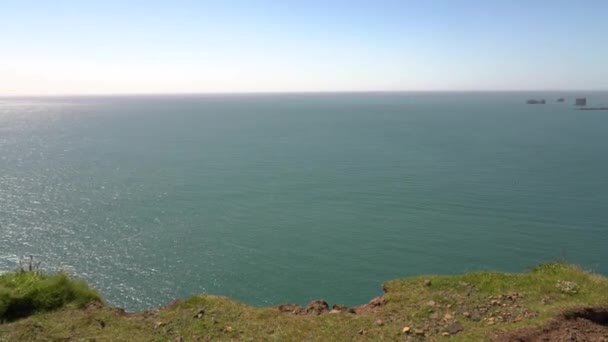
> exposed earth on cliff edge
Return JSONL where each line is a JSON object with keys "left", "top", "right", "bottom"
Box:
{"left": 492, "top": 307, "right": 608, "bottom": 342}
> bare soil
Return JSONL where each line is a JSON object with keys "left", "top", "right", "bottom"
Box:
{"left": 493, "top": 307, "right": 608, "bottom": 342}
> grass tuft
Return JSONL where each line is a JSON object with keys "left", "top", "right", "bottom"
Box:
{"left": 0, "top": 272, "right": 101, "bottom": 321}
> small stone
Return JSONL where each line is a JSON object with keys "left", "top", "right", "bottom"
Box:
{"left": 462, "top": 311, "right": 471, "bottom": 318}
{"left": 442, "top": 332, "right": 450, "bottom": 337}
{"left": 402, "top": 326, "right": 411, "bottom": 333}
{"left": 490, "top": 300, "right": 500, "bottom": 306}
{"left": 375, "top": 319, "right": 384, "bottom": 326}
{"left": 427, "top": 300, "right": 436, "bottom": 307}
{"left": 358, "top": 329, "right": 367, "bottom": 335}
{"left": 329, "top": 309, "right": 341, "bottom": 314}
{"left": 194, "top": 308, "right": 205, "bottom": 318}
{"left": 447, "top": 322, "right": 463, "bottom": 335}
{"left": 424, "top": 279, "right": 432, "bottom": 287}
{"left": 444, "top": 313, "right": 453, "bottom": 320}
{"left": 414, "top": 328, "right": 425, "bottom": 336}
{"left": 224, "top": 326, "right": 234, "bottom": 333}
{"left": 154, "top": 321, "right": 166, "bottom": 329}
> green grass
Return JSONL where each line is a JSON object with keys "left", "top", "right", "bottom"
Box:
{"left": 0, "top": 272, "right": 101, "bottom": 321}
{"left": 1, "top": 262, "right": 607, "bottom": 341}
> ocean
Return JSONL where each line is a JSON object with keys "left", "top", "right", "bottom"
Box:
{"left": 1, "top": 92, "right": 607, "bottom": 311}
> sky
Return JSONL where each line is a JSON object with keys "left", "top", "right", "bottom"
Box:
{"left": 1, "top": 0, "right": 607, "bottom": 95}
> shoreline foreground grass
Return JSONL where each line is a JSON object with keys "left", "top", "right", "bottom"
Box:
{"left": 1, "top": 262, "right": 608, "bottom": 341}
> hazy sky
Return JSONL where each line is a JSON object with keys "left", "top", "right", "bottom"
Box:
{"left": 2, "top": 0, "right": 607, "bottom": 95}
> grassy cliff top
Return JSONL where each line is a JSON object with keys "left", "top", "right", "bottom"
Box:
{"left": 1, "top": 262, "right": 608, "bottom": 341}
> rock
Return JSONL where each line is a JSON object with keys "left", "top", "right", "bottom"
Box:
{"left": 491, "top": 299, "right": 501, "bottom": 306}
{"left": 427, "top": 300, "right": 436, "bottom": 307}
{"left": 175, "top": 337, "right": 184, "bottom": 342}
{"left": 154, "top": 321, "right": 166, "bottom": 329}
{"left": 305, "top": 300, "right": 329, "bottom": 315}
{"left": 424, "top": 279, "right": 432, "bottom": 287}
{"left": 277, "top": 304, "right": 300, "bottom": 313}
{"left": 414, "top": 328, "right": 425, "bottom": 336}
{"left": 402, "top": 326, "right": 411, "bottom": 333}
{"left": 194, "top": 308, "right": 205, "bottom": 318}
{"left": 368, "top": 296, "right": 386, "bottom": 307}
{"left": 444, "top": 313, "right": 453, "bottom": 320}
{"left": 358, "top": 329, "right": 367, "bottom": 335}
{"left": 375, "top": 319, "right": 384, "bottom": 326}
{"left": 222, "top": 326, "right": 234, "bottom": 333}
{"left": 447, "top": 322, "right": 463, "bottom": 334}
{"left": 462, "top": 311, "right": 471, "bottom": 318}
{"left": 347, "top": 308, "right": 357, "bottom": 314}
{"left": 329, "top": 309, "right": 341, "bottom": 314}
{"left": 332, "top": 304, "right": 348, "bottom": 311}
{"left": 442, "top": 332, "right": 450, "bottom": 337}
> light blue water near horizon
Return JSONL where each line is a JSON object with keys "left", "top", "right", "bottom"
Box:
{"left": 1, "top": 92, "right": 607, "bottom": 311}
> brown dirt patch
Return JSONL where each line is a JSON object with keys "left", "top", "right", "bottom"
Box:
{"left": 492, "top": 307, "right": 608, "bottom": 342}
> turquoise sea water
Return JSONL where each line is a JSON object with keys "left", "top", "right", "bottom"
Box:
{"left": 1, "top": 92, "right": 607, "bottom": 311}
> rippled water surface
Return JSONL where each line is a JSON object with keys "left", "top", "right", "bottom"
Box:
{"left": 1, "top": 93, "right": 607, "bottom": 310}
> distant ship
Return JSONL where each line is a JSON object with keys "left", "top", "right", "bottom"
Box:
{"left": 526, "top": 99, "right": 546, "bottom": 104}
{"left": 557, "top": 98, "right": 565, "bottom": 103}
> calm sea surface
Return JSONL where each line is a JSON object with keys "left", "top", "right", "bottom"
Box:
{"left": 1, "top": 92, "right": 607, "bottom": 311}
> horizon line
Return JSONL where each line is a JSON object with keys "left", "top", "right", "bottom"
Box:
{"left": 1, "top": 89, "right": 606, "bottom": 98}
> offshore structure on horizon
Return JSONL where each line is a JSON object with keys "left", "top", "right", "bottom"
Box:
{"left": 575, "top": 98, "right": 587, "bottom": 106}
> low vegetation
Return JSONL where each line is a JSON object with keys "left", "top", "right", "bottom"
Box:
{"left": 0, "top": 272, "right": 101, "bottom": 322}
{"left": 0, "top": 262, "right": 607, "bottom": 341}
